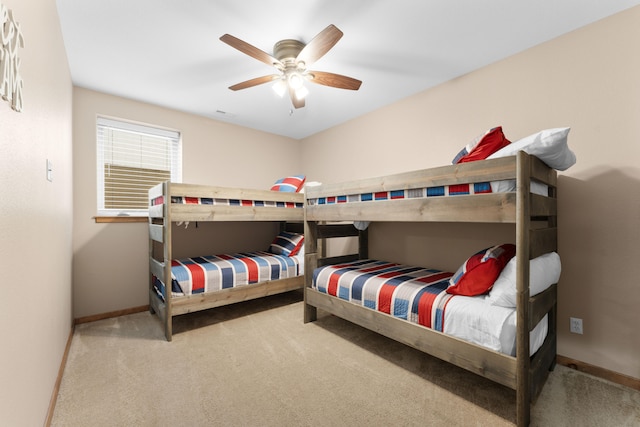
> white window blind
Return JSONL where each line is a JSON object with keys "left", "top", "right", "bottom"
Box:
{"left": 97, "top": 117, "right": 182, "bottom": 216}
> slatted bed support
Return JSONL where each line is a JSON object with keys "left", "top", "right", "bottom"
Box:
{"left": 149, "top": 181, "right": 305, "bottom": 341}
{"left": 303, "top": 152, "right": 558, "bottom": 427}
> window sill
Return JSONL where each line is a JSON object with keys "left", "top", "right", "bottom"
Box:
{"left": 94, "top": 216, "right": 148, "bottom": 223}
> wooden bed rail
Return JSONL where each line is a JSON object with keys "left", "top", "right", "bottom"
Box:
{"left": 305, "top": 154, "right": 556, "bottom": 226}
{"left": 149, "top": 181, "right": 304, "bottom": 223}
{"left": 305, "top": 156, "right": 519, "bottom": 199}
{"left": 152, "top": 182, "right": 304, "bottom": 204}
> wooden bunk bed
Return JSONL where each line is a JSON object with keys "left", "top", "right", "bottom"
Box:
{"left": 303, "top": 151, "right": 558, "bottom": 427}
{"left": 149, "top": 182, "right": 305, "bottom": 341}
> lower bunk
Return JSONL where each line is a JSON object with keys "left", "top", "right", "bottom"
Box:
{"left": 310, "top": 258, "right": 553, "bottom": 357}
{"left": 305, "top": 255, "right": 558, "bottom": 425}
{"left": 150, "top": 229, "right": 305, "bottom": 341}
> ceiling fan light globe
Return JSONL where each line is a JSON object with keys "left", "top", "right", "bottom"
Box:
{"left": 272, "top": 79, "right": 287, "bottom": 97}
{"left": 288, "top": 72, "right": 304, "bottom": 90}
{"left": 295, "top": 85, "right": 309, "bottom": 100}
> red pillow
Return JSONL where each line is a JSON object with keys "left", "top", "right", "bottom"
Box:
{"left": 446, "top": 244, "right": 516, "bottom": 296}
{"left": 452, "top": 127, "right": 511, "bottom": 164}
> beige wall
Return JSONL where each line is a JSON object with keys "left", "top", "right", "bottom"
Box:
{"left": 72, "top": 88, "right": 301, "bottom": 318}
{"left": 302, "top": 7, "right": 640, "bottom": 380}
{"left": 0, "top": 0, "right": 73, "bottom": 425}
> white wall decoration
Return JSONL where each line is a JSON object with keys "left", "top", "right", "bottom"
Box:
{"left": 0, "top": 2, "right": 24, "bottom": 112}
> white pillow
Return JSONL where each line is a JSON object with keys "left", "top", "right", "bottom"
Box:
{"left": 487, "top": 127, "right": 575, "bottom": 171}
{"left": 490, "top": 180, "right": 549, "bottom": 195}
{"left": 486, "top": 252, "right": 561, "bottom": 308}
{"left": 300, "top": 181, "right": 322, "bottom": 193}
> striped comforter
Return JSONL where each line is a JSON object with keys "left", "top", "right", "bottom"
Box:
{"left": 312, "top": 259, "right": 454, "bottom": 331}
{"left": 155, "top": 251, "right": 301, "bottom": 299}
{"left": 150, "top": 195, "right": 303, "bottom": 209}
{"left": 306, "top": 182, "right": 492, "bottom": 207}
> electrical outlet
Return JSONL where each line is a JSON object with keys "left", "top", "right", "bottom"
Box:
{"left": 570, "top": 317, "right": 583, "bottom": 334}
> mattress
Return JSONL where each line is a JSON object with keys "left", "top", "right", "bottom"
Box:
{"left": 306, "top": 180, "right": 548, "bottom": 207}
{"left": 154, "top": 251, "right": 303, "bottom": 300}
{"left": 312, "top": 259, "right": 546, "bottom": 356}
{"left": 150, "top": 195, "right": 304, "bottom": 209}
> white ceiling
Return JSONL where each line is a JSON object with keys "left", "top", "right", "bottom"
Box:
{"left": 56, "top": 0, "right": 640, "bottom": 139}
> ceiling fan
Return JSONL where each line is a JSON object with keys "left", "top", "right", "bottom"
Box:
{"left": 220, "top": 24, "right": 362, "bottom": 109}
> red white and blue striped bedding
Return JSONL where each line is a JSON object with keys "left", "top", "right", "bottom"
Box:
{"left": 312, "top": 259, "right": 547, "bottom": 355}
{"left": 306, "top": 181, "right": 549, "bottom": 207}
{"left": 307, "top": 183, "right": 492, "bottom": 206}
{"left": 154, "top": 251, "right": 302, "bottom": 300}
{"left": 150, "top": 195, "right": 303, "bottom": 209}
{"left": 313, "top": 259, "right": 454, "bottom": 331}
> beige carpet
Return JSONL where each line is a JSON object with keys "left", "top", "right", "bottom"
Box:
{"left": 52, "top": 291, "right": 639, "bottom": 426}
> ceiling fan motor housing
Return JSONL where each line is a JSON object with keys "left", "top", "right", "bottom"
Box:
{"left": 273, "top": 39, "right": 305, "bottom": 68}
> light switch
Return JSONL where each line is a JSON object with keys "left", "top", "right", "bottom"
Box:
{"left": 46, "top": 159, "right": 53, "bottom": 182}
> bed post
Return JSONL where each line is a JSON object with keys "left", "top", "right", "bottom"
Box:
{"left": 516, "top": 151, "right": 532, "bottom": 426}
{"left": 548, "top": 182, "right": 559, "bottom": 373}
{"left": 148, "top": 199, "right": 155, "bottom": 316}
{"left": 163, "top": 181, "right": 173, "bottom": 341}
{"left": 304, "top": 218, "right": 318, "bottom": 323}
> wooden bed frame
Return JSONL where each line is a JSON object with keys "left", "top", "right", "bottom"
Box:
{"left": 303, "top": 152, "right": 558, "bottom": 427}
{"left": 148, "top": 182, "right": 305, "bottom": 341}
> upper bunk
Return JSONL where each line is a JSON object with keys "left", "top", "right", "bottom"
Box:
{"left": 148, "top": 181, "right": 305, "bottom": 223}
{"left": 305, "top": 152, "right": 557, "bottom": 224}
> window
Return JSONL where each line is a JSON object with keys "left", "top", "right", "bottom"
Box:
{"left": 97, "top": 117, "right": 182, "bottom": 216}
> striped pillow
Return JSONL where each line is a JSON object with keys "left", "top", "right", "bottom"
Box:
{"left": 269, "top": 231, "right": 304, "bottom": 256}
{"left": 271, "top": 175, "right": 306, "bottom": 192}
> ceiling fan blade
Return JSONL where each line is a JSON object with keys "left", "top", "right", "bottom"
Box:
{"left": 307, "top": 71, "right": 362, "bottom": 90}
{"left": 289, "top": 86, "right": 305, "bottom": 109}
{"left": 229, "top": 75, "right": 280, "bottom": 91}
{"left": 220, "top": 34, "right": 283, "bottom": 69}
{"left": 296, "top": 24, "right": 343, "bottom": 68}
